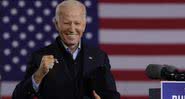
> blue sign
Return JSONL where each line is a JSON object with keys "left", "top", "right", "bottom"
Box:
{"left": 161, "top": 81, "right": 185, "bottom": 99}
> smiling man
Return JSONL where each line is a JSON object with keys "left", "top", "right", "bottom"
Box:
{"left": 12, "top": 0, "right": 120, "bottom": 99}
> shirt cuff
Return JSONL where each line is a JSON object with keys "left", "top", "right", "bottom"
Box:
{"left": 32, "top": 75, "right": 39, "bottom": 92}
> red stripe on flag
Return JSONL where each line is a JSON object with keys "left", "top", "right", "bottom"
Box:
{"left": 101, "top": 44, "right": 185, "bottom": 55}
{"left": 112, "top": 70, "right": 159, "bottom": 81}
{"left": 2, "top": 96, "right": 10, "bottom": 99}
{"left": 100, "top": 18, "right": 185, "bottom": 29}
{"left": 100, "top": 0, "right": 185, "bottom": 3}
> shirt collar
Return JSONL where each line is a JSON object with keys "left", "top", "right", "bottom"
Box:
{"left": 61, "top": 40, "right": 81, "bottom": 53}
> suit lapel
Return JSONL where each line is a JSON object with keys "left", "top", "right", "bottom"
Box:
{"left": 54, "top": 37, "right": 96, "bottom": 79}
{"left": 53, "top": 38, "right": 73, "bottom": 80}
{"left": 82, "top": 45, "right": 96, "bottom": 76}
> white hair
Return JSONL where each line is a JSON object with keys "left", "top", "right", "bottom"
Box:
{"left": 55, "top": 0, "right": 86, "bottom": 22}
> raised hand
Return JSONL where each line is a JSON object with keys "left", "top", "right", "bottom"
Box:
{"left": 33, "top": 55, "right": 55, "bottom": 84}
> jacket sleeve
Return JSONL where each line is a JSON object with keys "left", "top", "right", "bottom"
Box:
{"left": 12, "top": 53, "right": 41, "bottom": 99}
{"left": 93, "top": 52, "right": 121, "bottom": 99}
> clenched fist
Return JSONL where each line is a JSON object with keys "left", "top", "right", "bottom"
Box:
{"left": 33, "top": 55, "right": 55, "bottom": 84}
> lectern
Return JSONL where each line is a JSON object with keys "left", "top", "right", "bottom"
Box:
{"left": 149, "top": 81, "right": 185, "bottom": 99}
{"left": 149, "top": 88, "right": 161, "bottom": 99}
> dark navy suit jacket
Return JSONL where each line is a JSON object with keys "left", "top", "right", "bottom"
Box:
{"left": 12, "top": 37, "right": 120, "bottom": 99}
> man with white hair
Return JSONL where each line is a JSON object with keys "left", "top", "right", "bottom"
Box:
{"left": 12, "top": 0, "right": 120, "bottom": 99}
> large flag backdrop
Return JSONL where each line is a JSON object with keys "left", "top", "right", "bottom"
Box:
{"left": 1, "top": 0, "right": 185, "bottom": 99}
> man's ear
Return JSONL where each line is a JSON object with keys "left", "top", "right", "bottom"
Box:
{"left": 53, "top": 17, "right": 59, "bottom": 31}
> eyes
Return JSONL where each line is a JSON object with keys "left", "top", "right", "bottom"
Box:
{"left": 63, "top": 21, "right": 81, "bottom": 26}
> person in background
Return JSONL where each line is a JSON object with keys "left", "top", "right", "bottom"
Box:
{"left": 12, "top": 0, "right": 120, "bottom": 99}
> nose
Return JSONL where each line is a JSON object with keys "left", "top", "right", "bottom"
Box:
{"left": 69, "top": 23, "right": 75, "bottom": 32}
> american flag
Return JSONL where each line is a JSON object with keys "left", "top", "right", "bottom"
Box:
{"left": 1, "top": 0, "right": 185, "bottom": 99}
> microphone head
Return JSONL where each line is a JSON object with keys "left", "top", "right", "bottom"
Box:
{"left": 145, "top": 64, "right": 164, "bottom": 79}
{"left": 145, "top": 64, "right": 177, "bottom": 79}
{"left": 163, "top": 64, "right": 177, "bottom": 72}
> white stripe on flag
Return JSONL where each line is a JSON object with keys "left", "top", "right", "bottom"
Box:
{"left": 100, "top": 29, "right": 185, "bottom": 44}
{"left": 117, "top": 81, "right": 160, "bottom": 96}
{"left": 99, "top": 3, "right": 185, "bottom": 18}
{"left": 1, "top": 81, "right": 18, "bottom": 96}
{"left": 109, "top": 55, "right": 185, "bottom": 70}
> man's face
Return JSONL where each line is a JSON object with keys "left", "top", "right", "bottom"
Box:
{"left": 55, "top": 7, "right": 86, "bottom": 47}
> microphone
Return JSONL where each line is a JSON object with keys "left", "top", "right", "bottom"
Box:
{"left": 145, "top": 64, "right": 185, "bottom": 81}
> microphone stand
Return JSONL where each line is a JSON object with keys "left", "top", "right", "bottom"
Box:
{"left": 161, "top": 68, "right": 185, "bottom": 81}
